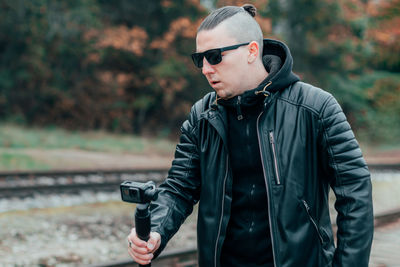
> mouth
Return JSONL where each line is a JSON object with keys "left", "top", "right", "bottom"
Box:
{"left": 210, "top": 80, "right": 221, "bottom": 87}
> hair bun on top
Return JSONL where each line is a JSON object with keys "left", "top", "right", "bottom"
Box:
{"left": 242, "top": 4, "right": 257, "bottom": 17}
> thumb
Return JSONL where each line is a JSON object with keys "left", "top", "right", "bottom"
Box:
{"left": 147, "top": 232, "right": 161, "bottom": 251}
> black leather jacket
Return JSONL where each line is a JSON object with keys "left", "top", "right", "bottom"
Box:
{"left": 150, "top": 39, "right": 374, "bottom": 267}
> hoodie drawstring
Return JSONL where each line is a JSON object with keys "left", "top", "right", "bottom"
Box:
{"left": 255, "top": 81, "right": 272, "bottom": 96}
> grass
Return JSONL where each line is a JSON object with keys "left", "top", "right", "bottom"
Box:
{"left": 0, "top": 151, "right": 51, "bottom": 171}
{"left": 1, "top": 123, "right": 399, "bottom": 171}
{"left": 0, "top": 124, "right": 175, "bottom": 154}
{"left": 0, "top": 123, "right": 176, "bottom": 171}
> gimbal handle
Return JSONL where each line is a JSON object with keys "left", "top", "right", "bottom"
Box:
{"left": 135, "top": 201, "right": 151, "bottom": 267}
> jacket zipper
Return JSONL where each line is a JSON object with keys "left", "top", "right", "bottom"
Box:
{"left": 236, "top": 96, "right": 243, "bottom": 120}
{"left": 302, "top": 200, "right": 324, "bottom": 244}
{"left": 256, "top": 110, "right": 278, "bottom": 267}
{"left": 269, "top": 131, "right": 281, "bottom": 185}
{"left": 214, "top": 154, "right": 229, "bottom": 267}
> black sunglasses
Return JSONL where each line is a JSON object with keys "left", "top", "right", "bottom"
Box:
{"left": 191, "top": 42, "right": 250, "bottom": 68}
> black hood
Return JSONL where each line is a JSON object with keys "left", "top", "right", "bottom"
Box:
{"left": 259, "top": 38, "right": 300, "bottom": 93}
{"left": 219, "top": 39, "right": 300, "bottom": 108}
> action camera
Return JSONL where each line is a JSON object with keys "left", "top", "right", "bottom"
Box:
{"left": 120, "top": 181, "right": 157, "bottom": 204}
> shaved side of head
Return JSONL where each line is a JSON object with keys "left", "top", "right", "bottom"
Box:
{"left": 197, "top": 4, "right": 263, "bottom": 57}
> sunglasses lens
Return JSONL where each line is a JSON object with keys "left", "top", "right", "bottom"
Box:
{"left": 191, "top": 49, "right": 223, "bottom": 68}
{"left": 192, "top": 53, "right": 204, "bottom": 68}
{"left": 205, "top": 50, "right": 222, "bottom": 65}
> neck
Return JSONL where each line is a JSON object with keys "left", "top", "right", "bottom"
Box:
{"left": 248, "top": 60, "right": 269, "bottom": 89}
{"left": 222, "top": 61, "right": 269, "bottom": 100}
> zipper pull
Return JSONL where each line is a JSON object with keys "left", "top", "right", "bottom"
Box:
{"left": 236, "top": 96, "right": 243, "bottom": 120}
{"left": 269, "top": 131, "right": 281, "bottom": 185}
{"left": 269, "top": 132, "right": 274, "bottom": 144}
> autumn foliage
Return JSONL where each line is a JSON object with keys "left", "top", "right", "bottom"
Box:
{"left": 0, "top": 0, "right": 399, "bottom": 142}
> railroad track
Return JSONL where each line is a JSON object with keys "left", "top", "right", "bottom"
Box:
{"left": 89, "top": 208, "right": 400, "bottom": 267}
{"left": 0, "top": 163, "right": 398, "bottom": 198}
{"left": 0, "top": 169, "right": 168, "bottom": 198}
{"left": 1, "top": 165, "right": 399, "bottom": 266}
{"left": 368, "top": 163, "right": 400, "bottom": 171}
{"left": 90, "top": 247, "right": 198, "bottom": 267}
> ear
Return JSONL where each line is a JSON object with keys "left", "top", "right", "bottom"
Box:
{"left": 247, "top": 41, "right": 259, "bottom": 63}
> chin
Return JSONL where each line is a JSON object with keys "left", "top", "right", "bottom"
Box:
{"left": 217, "top": 92, "right": 233, "bottom": 100}
{"left": 214, "top": 87, "right": 234, "bottom": 99}
{"left": 215, "top": 90, "right": 226, "bottom": 98}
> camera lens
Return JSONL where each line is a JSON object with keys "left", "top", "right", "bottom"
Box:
{"left": 123, "top": 188, "right": 130, "bottom": 196}
{"left": 130, "top": 188, "right": 141, "bottom": 202}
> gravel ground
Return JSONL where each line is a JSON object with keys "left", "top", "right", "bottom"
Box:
{"left": 0, "top": 195, "right": 197, "bottom": 267}
{"left": 0, "top": 170, "right": 399, "bottom": 267}
{"left": 0, "top": 191, "right": 121, "bottom": 213}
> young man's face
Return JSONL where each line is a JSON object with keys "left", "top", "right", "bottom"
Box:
{"left": 196, "top": 23, "right": 250, "bottom": 99}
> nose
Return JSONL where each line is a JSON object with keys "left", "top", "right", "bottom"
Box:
{"left": 202, "top": 58, "right": 215, "bottom": 75}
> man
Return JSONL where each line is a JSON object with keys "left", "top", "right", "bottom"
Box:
{"left": 127, "top": 4, "right": 374, "bottom": 267}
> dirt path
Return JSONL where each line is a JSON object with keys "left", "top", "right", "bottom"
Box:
{"left": 1, "top": 148, "right": 173, "bottom": 171}
{"left": 363, "top": 149, "right": 400, "bottom": 165}
{"left": 1, "top": 146, "right": 399, "bottom": 172}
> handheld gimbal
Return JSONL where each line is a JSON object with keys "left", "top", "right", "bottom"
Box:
{"left": 120, "top": 181, "right": 158, "bottom": 267}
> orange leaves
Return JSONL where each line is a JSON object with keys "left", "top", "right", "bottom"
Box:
{"left": 256, "top": 17, "right": 272, "bottom": 35}
{"left": 218, "top": 0, "right": 249, "bottom": 6}
{"left": 326, "top": 24, "right": 352, "bottom": 43}
{"left": 368, "top": 17, "right": 400, "bottom": 46}
{"left": 339, "top": 0, "right": 367, "bottom": 20}
{"left": 92, "top": 25, "right": 149, "bottom": 56}
{"left": 161, "top": 0, "right": 173, "bottom": 8}
{"left": 150, "top": 17, "right": 200, "bottom": 50}
{"left": 366, "top": 77, "right": 400, "bottom": 110}
{"left": 97, "top": 71, "right": 153, "bottom": 93}
{"left": 368, "top": 0, "right": 400, "bottom": 19}
{"left": 367, "top": 0, "right": 400, "bottom": 45}
{"left": 365, "top": 0, "right": 400, "bottom": 69}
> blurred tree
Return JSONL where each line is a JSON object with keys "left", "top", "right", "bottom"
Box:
{"left": 91, "top": 0, "right": 209, "bottom": 134}
{"left": 266, "top": 0, "right": 369, "bottom": 84}
{"left": 0, "top": 0, "right": 209, "bottom": 135}
{"left": 367, "top": 0, "right": 400, "bottom": 72}
{"left": 0, "top": 0, "right": 101, "bottom": 127}
{"left": 265, "top": 0, "right": 400, "bottom": 143}
{"left": 0, "top": 0, "right": 398, "bottom": 143}
{"left": 358, "top": 0, "right": 400, "bottom": 143}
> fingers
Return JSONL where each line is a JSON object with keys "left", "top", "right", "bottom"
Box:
{"left": 127, "top": 228, "right": 161, "bottom": 265}
{"left": 130, "top": 228, "right": 147, "bottom": 249}
{"left": 128, "top": 228, "right": 153, "bottom": 264}
{"left": 147, "top": 232, "right": 161, "bottom": 252}
{"left": 128, "top": 247, "right": 153, "bottom": 265}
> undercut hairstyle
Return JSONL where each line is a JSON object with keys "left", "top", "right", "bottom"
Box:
{"left": 198, "top": 4, "right": 263, "bottom": 55}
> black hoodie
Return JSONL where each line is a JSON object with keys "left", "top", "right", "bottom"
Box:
{"left": 219, "top": 39, "right": 299, "bottom": 266}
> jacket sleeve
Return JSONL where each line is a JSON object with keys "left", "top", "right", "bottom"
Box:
{"left": 319, "top": 96, "right": 374, "bottom": 267}
{"left": 149, "top": 104, "right": 201, "bottom": 257}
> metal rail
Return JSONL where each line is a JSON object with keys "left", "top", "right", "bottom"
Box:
{"left": 88, "top": 247, "right": 198, "bottom": 267}
{"left": 0, "top": 164, "right": 398, "bottom": 198}
{"left": 0, "top": 163, "right": 398, "bottom": 198}
{"left": 0, "top": 168, "right": 169, "bottom": 178}
{"left": 368, "top": 163, "right": 400, "bottom": 171}
{"left": 374, "top": 208, "right": 400, "bottom": 228}
{"left": 87, "top": 208, "right": 400, "bottom": 267}
{"left": 1, "top": 166, "right": 399, "bottom": 266}
{"left": 0, "top": 162, "right": 397, "bottom": 178}
{"left": 0, "top": 169, "right": 168, "bottom": 198}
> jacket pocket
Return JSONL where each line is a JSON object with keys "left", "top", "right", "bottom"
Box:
{"left": 301, "top": 200, "right": 325, "bottom": 244}
{"left": 269, "top": 131, "right": 281, "bottom": 185}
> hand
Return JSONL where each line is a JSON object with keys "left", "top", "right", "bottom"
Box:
{"left": 127, "top": 228, "right": 161, "bottom": 265}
